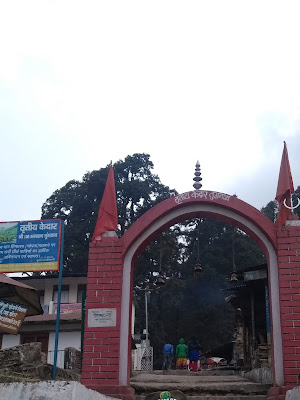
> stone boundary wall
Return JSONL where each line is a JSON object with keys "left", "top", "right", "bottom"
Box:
{"left": 286, "top": 386, "right": 300, "bottom": 399}
{"left": 241, "top": 367, "right": 273, "bottom": 384}
{"left": 0, "top": 381, "right": 117, "bottom": 400}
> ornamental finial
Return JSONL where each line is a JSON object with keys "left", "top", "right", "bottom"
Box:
{"left": 193, "top": 160, "right": 202, "bottom": 190}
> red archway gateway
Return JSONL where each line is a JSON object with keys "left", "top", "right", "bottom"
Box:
{"left": 81, "top": 190, "right": 300, "bottom": 400}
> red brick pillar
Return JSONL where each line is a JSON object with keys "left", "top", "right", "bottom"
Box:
{"left": 81, "top": 236, "right": 134, "bottom": 400}
{"left": 273, "top": 223, "right": 300, "bottom": 397}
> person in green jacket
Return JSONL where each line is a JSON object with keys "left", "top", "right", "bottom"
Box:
{"left": 175, "top": 338, "right": 188, "bottom": 369}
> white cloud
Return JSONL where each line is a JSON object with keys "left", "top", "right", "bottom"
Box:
{"left": 1, "top": 1, "right": 300, "bottom": 221}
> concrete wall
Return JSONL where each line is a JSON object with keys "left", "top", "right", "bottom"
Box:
{"left": 69, "top": 282, "right": 78, "bottom": 303}
{"left": 286, "top": 386, "right": 300, "bottom": 399}
{"left": 2, "top": 334, "right": 20, "bottom": 349}
{"left": 13, "top": 276, "right": 87, "bottom": 307}
{"left": 48, "top": 331, "right": 81, "bottom": 368}
{"left": 1, "top": 331, "right": 81, "bottom": 368}
{"left": 241, "top": 367, "right": 273, "bottom": 384}
{"left": 44, "top": 280, "right": 54, "bottom": 305}
{"left": 0, "top": 381, "right": 116, "bottom": 400}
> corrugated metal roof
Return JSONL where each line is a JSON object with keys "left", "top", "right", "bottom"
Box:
{"left": 24, "top": 313, "right": 81, "bottom": 322}
{"left": 0, "top": 274, "right": 43, "bottom": 316}
{"left": 14, "top": 273, "right": 87, "bottom": 281}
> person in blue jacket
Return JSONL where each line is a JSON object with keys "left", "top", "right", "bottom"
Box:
{"left": 162, "top": 342, "right": 174, "bottom": 370}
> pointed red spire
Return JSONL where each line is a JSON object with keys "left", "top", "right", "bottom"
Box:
{"left": 92, "top": 164, "right": 118, "bottom": 242}
{"left": 275, "top": 142, "right": 295, "bottom": 228}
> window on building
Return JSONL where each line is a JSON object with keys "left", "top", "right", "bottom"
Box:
{"left": 53, "top": 285, "right": 69, "bottom": 304}
{"left": 77, "top": 284, "right": 86, "bottom": 303}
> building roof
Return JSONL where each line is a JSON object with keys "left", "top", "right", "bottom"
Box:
{"left": 24, "top": 312, "right": 81, "bottom": 323}
{"left": 0, "top": 274, "right": 43, "bottom": 316}
{"left": 235, "top": 262, "right": 267, "bottom": 274}
{"left": 14, "top": 272, "right": 87, "bottom": 281}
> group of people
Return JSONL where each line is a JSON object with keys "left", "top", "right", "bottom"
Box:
{"left": 162, "top": 337, "right": 202, "bottom": 372}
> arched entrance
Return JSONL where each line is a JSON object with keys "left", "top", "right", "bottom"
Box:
{"left": 81, "top": 190, "right": 300, "bottom": 399}
{"left": 120, "top": 192, "right": 281, "bottom": 384}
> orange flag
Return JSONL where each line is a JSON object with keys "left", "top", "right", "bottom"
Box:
{"left": 275, "top": 142, "right": 295, "bottom": 228}
{"left": 92, "top": 165, "right": 118, "bottom": 242}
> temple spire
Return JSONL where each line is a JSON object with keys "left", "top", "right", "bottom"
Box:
{"left": 275, "top": 142, "right": 296, "bottom": 227}
{"left": 193, "top": 160, "right": 202, "bottom": 190}
{"left": 92, "top": 164, "right": 118, "bottom": 242}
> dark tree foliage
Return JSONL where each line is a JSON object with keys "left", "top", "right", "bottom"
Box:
{"left": 261, "top": 201, "right": 278, "bottom": 223}
{"left": 41, "top": 153, "right": 176, "bottom": 273}
{"left": 260, "top": 186, "right": 300, "bottom": 222}
{"left": 294, "top": 186, "right": 300, "bottom": 219}
{"left": 41, "top": 152, "right": 281, "bottom": 369}
{"left": 113, "top": 154, "right": 177, "bottom": 234}
{"left": 134, "top": 218, "right": 265, "bottom": 368}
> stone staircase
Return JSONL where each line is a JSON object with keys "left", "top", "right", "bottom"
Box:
{"left": 130, "top": 370, "right": 271, "bottom": 400}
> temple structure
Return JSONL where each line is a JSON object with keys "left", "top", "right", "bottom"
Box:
{"left": 81, "top": 147, "right": 300, "bottom": 400}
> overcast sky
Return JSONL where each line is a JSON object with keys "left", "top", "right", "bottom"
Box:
{"left": 1, "top": 1, "right": 300, "bottom": 223}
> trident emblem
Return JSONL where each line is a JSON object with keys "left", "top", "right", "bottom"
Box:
{"left": 283, "top": 197, "right": 300, "bottom": 211}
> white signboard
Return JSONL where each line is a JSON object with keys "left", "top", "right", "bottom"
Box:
{"left": 88, "top": 308, "right": 117, "bottom": 327}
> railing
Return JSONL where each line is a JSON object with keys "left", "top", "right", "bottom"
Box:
{"left": 133, "top": 345, "right": 153, "bottom": 371}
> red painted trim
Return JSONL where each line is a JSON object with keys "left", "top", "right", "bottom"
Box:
{"left": 122, "top": 192, "right": 277, "bottom": 257}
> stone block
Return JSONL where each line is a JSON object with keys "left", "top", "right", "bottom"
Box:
{"left": 286, "top": 386, "right": 300, "bottom": 400}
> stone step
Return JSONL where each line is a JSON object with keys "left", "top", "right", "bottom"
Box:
{"left": 131, "top": 371, "right": 270, "bottom": 399}
{"left": 136, "top": 396, "right": 267, "bottom": 400}
{"left": 131, "top": 382, "right": 270, "bottom": 395}
{"left": 132, "top": 369, "right": 237, "bottom": 377}
{"left": 131, "top": 375, "right": 248, "bottom": 383}
{"left": 186, "top": 397, "right": 268, "bottom": 400}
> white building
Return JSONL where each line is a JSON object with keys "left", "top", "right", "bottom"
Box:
{"left": 0, "top": 274, "right": 86, "bottom": 368}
